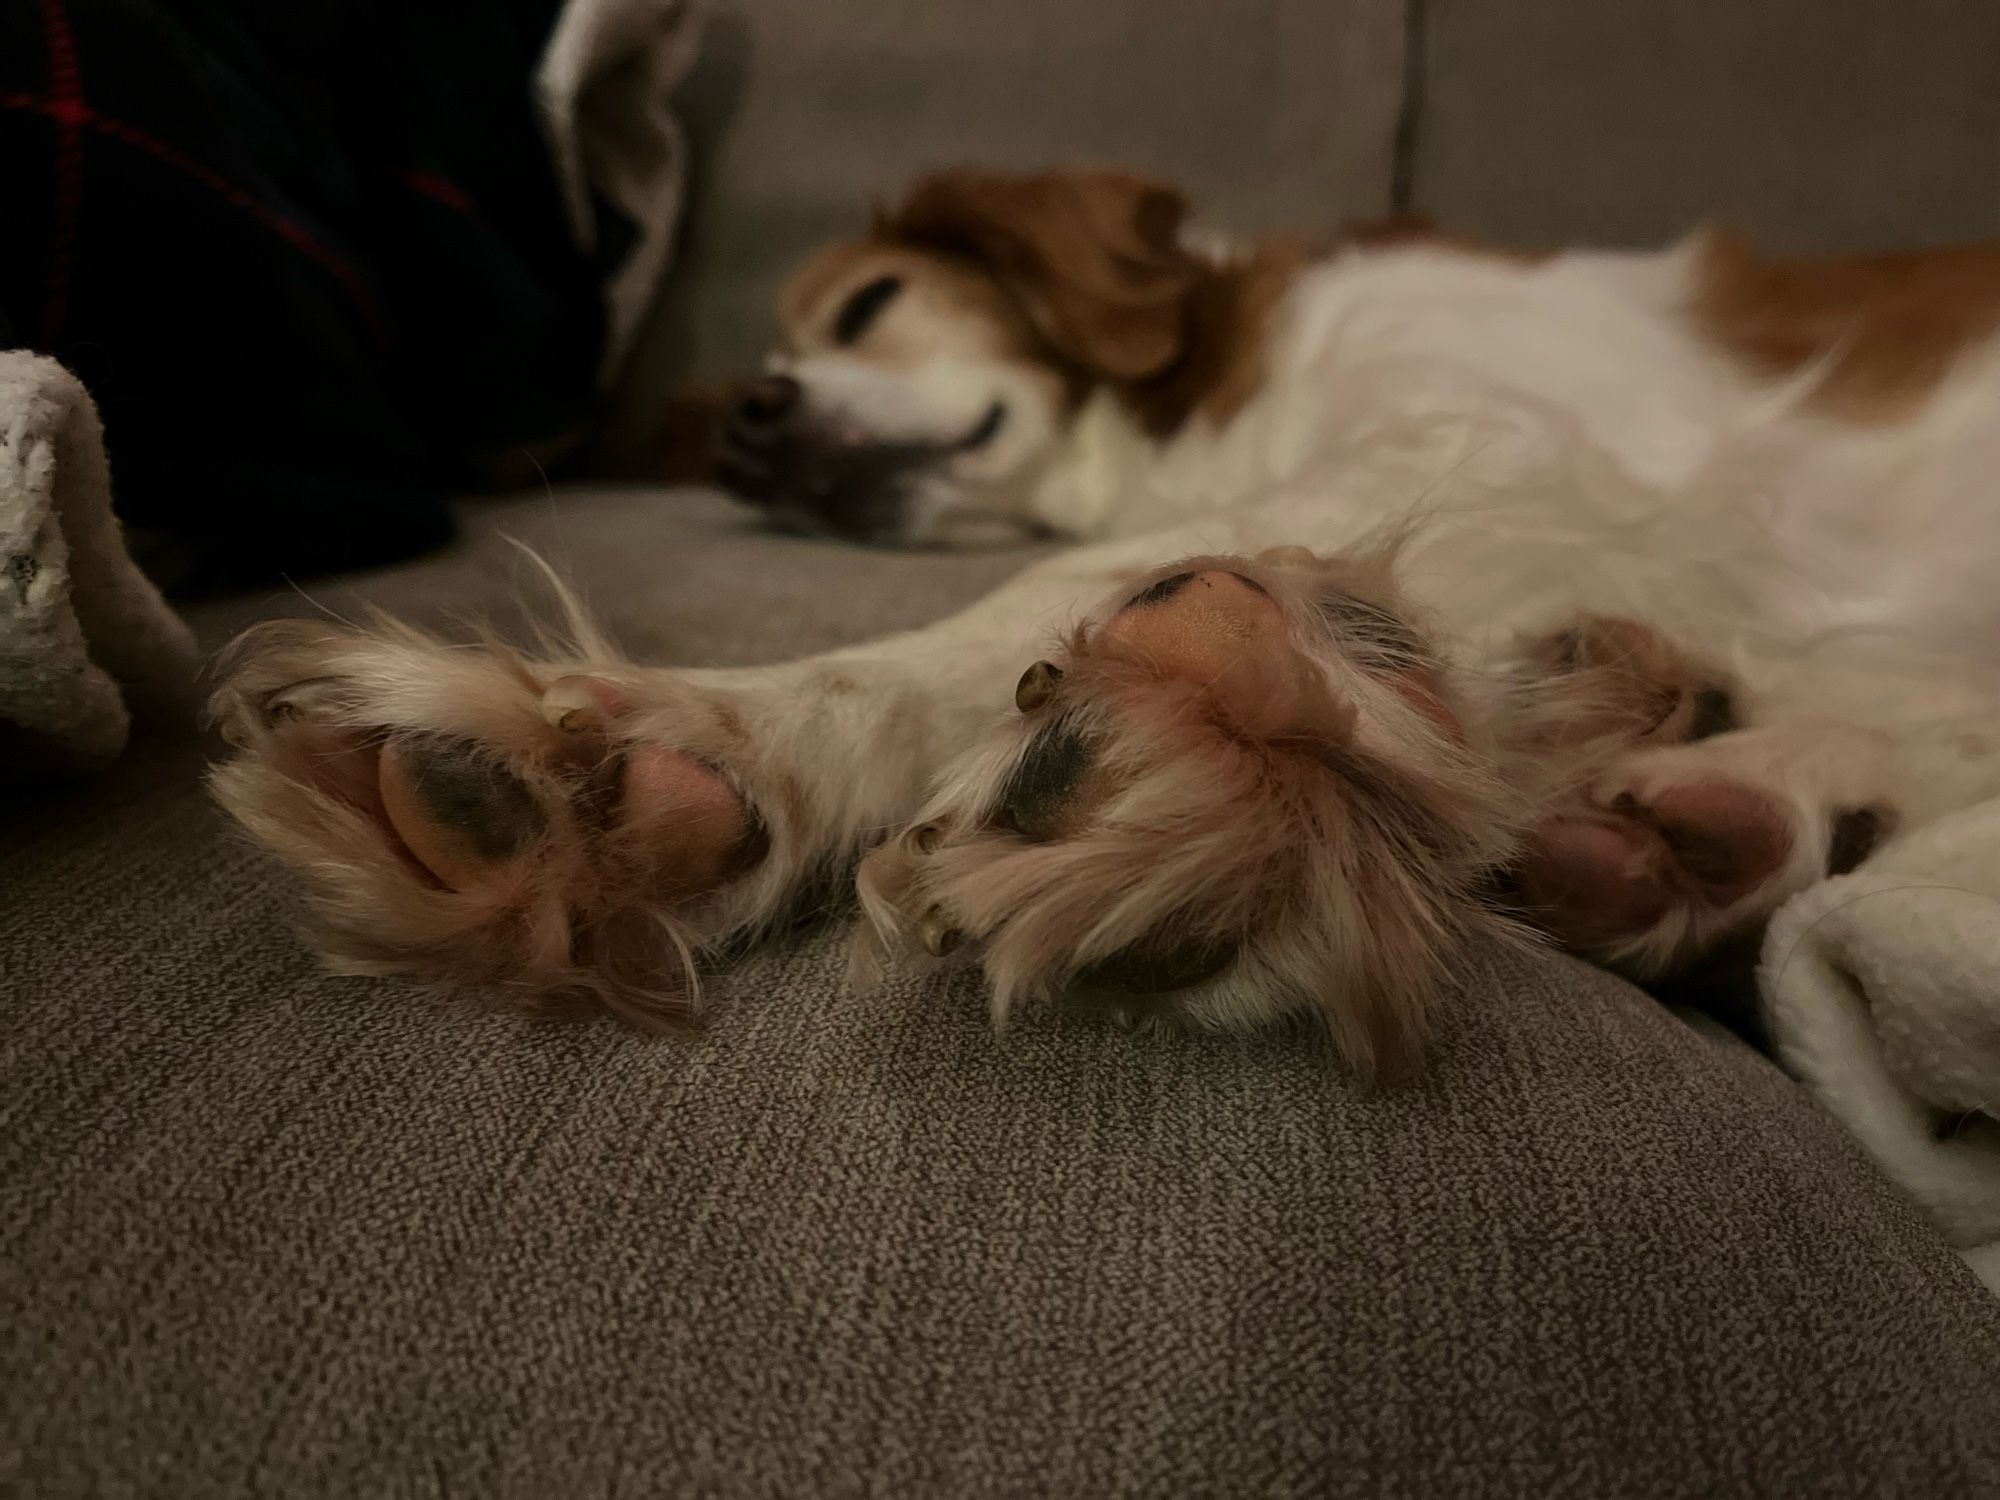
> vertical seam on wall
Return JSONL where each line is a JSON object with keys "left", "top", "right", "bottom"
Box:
{"left": 1389, "top": 0, "right": 1428, "bottom": 214}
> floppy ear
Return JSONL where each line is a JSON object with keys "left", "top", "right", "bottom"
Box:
{"left": 883, "top": 168, "right": 1200, "bottom": 381}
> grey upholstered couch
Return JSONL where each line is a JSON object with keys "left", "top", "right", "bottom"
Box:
{"left": 8, "top": 4, "right": 2000, "bottom": 1495}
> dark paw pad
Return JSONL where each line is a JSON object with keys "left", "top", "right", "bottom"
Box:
{"left": 379, "top": 734, "right": 545, "bottom": 888}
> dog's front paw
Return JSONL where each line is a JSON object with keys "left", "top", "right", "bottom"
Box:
{"left": 209, "top": 619, "right": 793, "bottom": 1025}
{"left": 850, "top": 549, "right": 1527, "bottom": 1076}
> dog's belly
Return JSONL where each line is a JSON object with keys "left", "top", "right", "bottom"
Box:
{"left": 1202, "top": 372, "right": 1997, "bottom": 684}
{"left": 1140, "top": 243, "right": 2000, "bottom": 661}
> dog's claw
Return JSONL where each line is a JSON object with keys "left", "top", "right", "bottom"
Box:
{"left": 1015, "top": 660, "right": 1064, "bottom": 713}
{"left": 540, "top": 675, "right": 624, "bottom": 734}
{"left": 919, "top": 910, "right": 963, "bottom": 957}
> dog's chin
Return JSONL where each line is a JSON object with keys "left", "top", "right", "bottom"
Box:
{"left": 903, "top": 505, "right": 1054, "bottom": 550}
{"left": 719, "top": 456, "right": 1043, "bottom": 549}
{"left": 724, "top": 483, "right": 910, "bottom": 546}
{"left": 745, "top": 496, "right": 1044, "bottom": 550}
{"left": 715, "top": 442, "right": 924, "bottom": 545}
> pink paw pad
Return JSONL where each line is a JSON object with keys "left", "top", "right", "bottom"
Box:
{"left": 540, "top": 674, "right": 757, "bottom": 894}
{"left": 1637, "top": 781, "right": 1792, "bottom": 895}
{"left": 1519, "top": 779, "right": 1795, "bottom": 948}
{"left": 1517, "top": 816, "right": 1672, "bottom": 944}
{"left": 375, "top": 674, "right": 757, "bottom": 899}
{"left": 616, "top": 744, "right": 756, "bottom": 896}
{"left": 1102, "top": 569, "right": 1305, "bottom": 736}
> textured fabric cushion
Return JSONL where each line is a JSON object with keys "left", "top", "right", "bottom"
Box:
{"left": 1409, "top": 0, "right": 2000, "bottom": 251}
{"left": 5, "top": 487, "right": 2000, "bottom": 1496}
{"left": 600, "top": 0, "right": 1407, "bottom": 458}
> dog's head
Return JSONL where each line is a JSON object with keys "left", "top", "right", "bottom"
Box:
{"left": 716, "top": 168, "right": 1211, "bottom": 545}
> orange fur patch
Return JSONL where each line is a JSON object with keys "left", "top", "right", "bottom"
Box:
{"left": 1121, "top": 235, "right": 1315, "bottom": 436}
{"left": 1692, "top": 229, "right": 2000, "bottom": 418}
{"left": 880, "top": 169, "right": 1197, "bottom": 382}
{"left": 869, "top": 169, "right": 1316, "bottom": 438}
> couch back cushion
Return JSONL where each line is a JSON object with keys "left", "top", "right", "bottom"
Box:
{"left": 1409, "top": 0, "right": 2000, "bottom": 252}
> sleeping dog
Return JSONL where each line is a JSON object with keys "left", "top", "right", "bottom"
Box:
{"left": 211, "top": 167, "right": 2000, "bottom": 1074}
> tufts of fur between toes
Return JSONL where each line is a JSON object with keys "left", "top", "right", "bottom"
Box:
{"left": 853, "top": 639, "right": 1529, "bottom": 1080}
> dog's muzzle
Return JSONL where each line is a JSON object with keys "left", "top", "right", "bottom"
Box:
{"left": 715, "top": 374, "right": 930, "bottom": 543}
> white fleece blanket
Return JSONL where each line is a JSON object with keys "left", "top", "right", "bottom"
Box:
{"left": 0, "top": 353, "right": 197, "bottom": 773}
{"left": 1763, "top": 799, "right": 2000, "bottom": 1294}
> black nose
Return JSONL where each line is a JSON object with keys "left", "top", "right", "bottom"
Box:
{"left": 734, "top": 374, "right": 802, "bottom": 431}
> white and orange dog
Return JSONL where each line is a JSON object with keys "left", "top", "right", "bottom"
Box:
{"left": 212, "top": 168, "right": 2000, "bottom": 1075}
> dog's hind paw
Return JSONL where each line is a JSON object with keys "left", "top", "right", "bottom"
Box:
{"left": 1514, "top": 725, "right": 1898, "bottom": 980}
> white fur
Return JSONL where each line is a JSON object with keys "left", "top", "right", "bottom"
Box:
{"left": 778, "top": 232, "right": 2000, "bottom": 694}
{"left": 1020, "top": 242, "right": 1753, "bottom": 537}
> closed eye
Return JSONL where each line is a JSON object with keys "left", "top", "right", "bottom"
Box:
{"left": 832, "top": 274, "right": 903, "bottom": 345}
{"left": 956, "top": 401, "right": 1007, "bottom": 451}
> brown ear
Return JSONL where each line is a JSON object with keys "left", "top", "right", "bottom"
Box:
{"left": 883, "top": 168, "right": 1200, "bottom": 380}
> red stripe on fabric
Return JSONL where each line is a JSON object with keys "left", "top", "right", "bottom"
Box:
{"left": 400, "top": 168, "right": 479, "bottom": 219}
{"left": 0, "top": 92, "right": 389, "bottom": 344}
{"left": 34, "top": 0, "right": 84, "bottom": 345}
